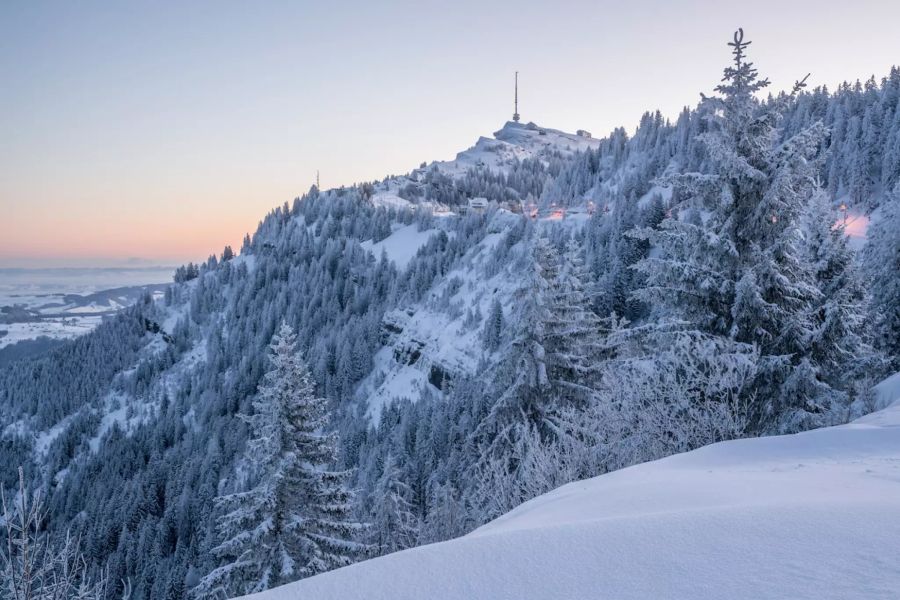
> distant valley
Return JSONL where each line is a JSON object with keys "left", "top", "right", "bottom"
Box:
{"left": 0, "top": 267, "right": 173, "bottom": 361}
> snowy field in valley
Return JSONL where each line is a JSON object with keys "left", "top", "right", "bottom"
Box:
{"left": 243, "top": 375, "right": 900, "bottom": 600}
{"left": 0, "top": 267, "right": 173, "bottom": 348}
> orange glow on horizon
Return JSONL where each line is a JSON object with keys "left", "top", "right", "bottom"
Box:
{"left": 0, "top": 189, "right": 276, "bottom": 266}
{"left": 4, "top": 1, "right": 898, "bottom": 267}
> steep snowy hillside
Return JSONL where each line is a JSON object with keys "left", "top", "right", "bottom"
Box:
{"left": 243, "top": 377, "right": 900, "bottom": 600}
{"left": 348, "top": 123, "right": 601, "bottom": 421}
{"left": 359, "top": 210, "right": 524, "bottom": 421}
{"left": 3, "top": 60, "right": 900, "bottom": 600}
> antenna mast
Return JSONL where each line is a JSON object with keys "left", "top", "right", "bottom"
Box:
{"left": 316, "top": 170, "right": 320, "bottom": 189}
{"left": 513, "top": 71, "right": 520, "bottom": 122}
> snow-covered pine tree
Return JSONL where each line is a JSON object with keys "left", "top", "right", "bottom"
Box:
{"left": 863, "top": 184, "right": 900, "bottom": 365}
{"left": 632, "top": 29, "right": 834, "bottom": 433}
{"left": 0, "top": 467, "right": 111, "bottom": 600}
{"left": 468, "top": 231, "right": 610, "bottom": 520}
{"left": 482, "top": 298, "right": 505, "bottom": 352}
{"left": 471, "top": 231, "right": 552, "bottom": 457}
{"left": 602, "top": 195, "right": 646, "bottom": 321}
{"left": 801, "top": 184, "right": 878, "bottom": 386}
{"left": 594, "top": 325, "right": 757, "bottom": 470}
{"left": 420, "top": 482, "right": 467, "bottom": 545}
{"left": 467, "top": 231, "right": 553, "bottom": 519}
{"left": 193, "top": 324, "right": 365, "bottom": 599}
{"left": 542, "top": 238, "right": 608, "bottom": 407}
{"left": 367, "top": 453, "right": 418, "bottom": 556}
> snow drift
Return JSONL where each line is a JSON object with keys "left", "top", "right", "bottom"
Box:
{"left": 241, "top": 381, "right": 900, "bottom": 600}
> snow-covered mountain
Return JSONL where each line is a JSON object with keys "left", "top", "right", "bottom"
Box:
{"left": 243, "top": 374, "right": 900, "bottom": 600}
{"left": 1, "top": 57, "right": 899, "bottom": 600}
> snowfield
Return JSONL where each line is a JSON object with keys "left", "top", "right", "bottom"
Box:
{"left": 360, "top": 224, "right": 439, "bottom": 270}
{"left": 242, "top": 381, "right": 900, "bottom": 600}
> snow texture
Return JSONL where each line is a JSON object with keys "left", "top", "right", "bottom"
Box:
{"left": 358, "top": 215, "right": 521, "bottom": 422}
{"left": 242, "top": 376, "right": 900, "bottom": 600}
{"left": 360, "top": 224, "right": 439, "bottom": 270}
{"left": 366, "top": 120, "right": 601, "bottom": 217}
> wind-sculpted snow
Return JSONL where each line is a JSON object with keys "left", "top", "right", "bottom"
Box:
{"left": 241, "top": 384, "right": 900, "bottom": 600}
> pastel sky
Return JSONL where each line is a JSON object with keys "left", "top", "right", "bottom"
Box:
{"left": 2, "top": 0, "right": 898, "bottom": 267}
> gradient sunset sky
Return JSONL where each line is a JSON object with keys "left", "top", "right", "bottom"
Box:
{"left": 2, "top": 0, "right": 898, "bottom": 267}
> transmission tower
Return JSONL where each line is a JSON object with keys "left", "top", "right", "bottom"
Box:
{"left": 513, "top": 71, "right": 520, "bottom": 122}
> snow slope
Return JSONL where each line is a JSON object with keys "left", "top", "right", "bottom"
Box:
{"left": 358, "top": 211, "right": 523, "bottom": 422}
{"left": 360, "top": 224, "right": 439, "bottom": 270}
{"left": 242, "top": 382, "right": 900, "bottom": 600}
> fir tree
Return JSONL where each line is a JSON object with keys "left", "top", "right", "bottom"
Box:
{"left": 367, "top": 453, "right": 418, "bottom": 556}
{"left": 482, "top": 298, "right": 505, "bottom": 352}
{"left": 802, "top": 184, "right": 877, "bottom": 384}
{"left": 193, "top": 324, "right": 365, "bottom": 599}
{"left": 468, "top": 233, "right": 609, "bottom": 519}
{"left": 542, "top": 238, "right": 608, "bottom": 406}
{"left": 863, "top": 185, "right": 900, "bottom": 365}
{"left": 420, "top": 482, "right": 467, "bottom": 545}
{"left": 472, "top": 232, "right": 552, "bottom": 459}
{"left": 467, "top": 232, "right": 552, "bottom": 518}
{"left": 632, "top": 29, "right": 834, "bottom": 432}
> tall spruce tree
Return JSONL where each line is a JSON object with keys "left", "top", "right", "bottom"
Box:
{"left": 467, "top": 232, "right": 553, "bottom": 519}
{"left": 482, "top": 298, "right": 505, "bottom": 352}
{"left": 468, "top": 232, "right": 612, "bottom": 519}
{"left": 367, "top": 453, "right": 418, "bottom": 556}
{"left": 542, "top": 238, "right": 608, "bottom": 407}
{"left": 633, "top": 29, "right": 839, "bottom": 433}
{"left": 193, "top": 324, "right": 365, "bottom": 599}
{"left": 863, "top": 184, "right": 900, "bottom": 365}
{"left": 473, "top": 235, "right": 551, "bottom": 442}
{"left": 802, "top": 184, "right": 877, "bottom": 384}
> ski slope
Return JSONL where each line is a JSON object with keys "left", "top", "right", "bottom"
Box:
{"left": 242, "top": 377, "right": 900, "bottom": 600}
